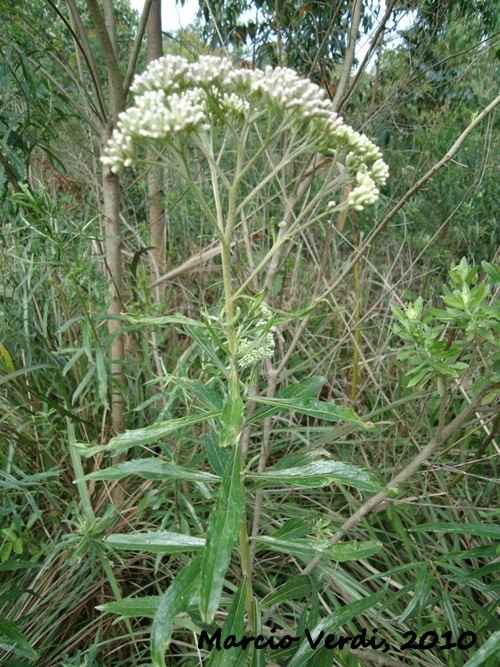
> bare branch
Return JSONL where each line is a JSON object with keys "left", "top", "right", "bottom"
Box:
{"left": 85, "top": 0, "right": 125, "bottom": 116}
{"left": 124, "top": 0, "right": 154, "bottom": 97}
{"left": 339, "top": 0, "right": 398, "bottom": 112}
{"left": 277, "top": 92, "right": 500, "bottom": 376}
{"left": 304, "top": 387, "right": 488, "bottom": 575}
{"left": 332, "top": 0, "right": 363, "bottom": 111}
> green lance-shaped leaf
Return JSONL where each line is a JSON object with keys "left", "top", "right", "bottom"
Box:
{"left": 97, "top": 595, "right": 162, "bottom": 619}
{"left": 250, "top": 396, "right": 372, "bottom": 427}
{"left": 253, "top": 536, "right": 382, "bottom": 562}
{"left": 220, "top": 396, "right": 244, "bottom": 448}
{"left": 174, "top": 377, "right": 224, "bottom": 411}
{"left": 184, "top": 324, "right": 229, "bottom": 376}
{"left": 262, "top": 575, "right": 312, "bottom": 608}
{"left": 151, "top": 557, "right": 201, "bottom": 667}
{"left": 104, "top": 531, "right": 205, "bottom": 553}
{"left": 286, "top": 585, "right": 388, "bottom": 667}
{"left": 248, "top": 460, "right": 384, "bottom": 494}
{"left": 206, "top": 579, "right": 249, "bottom": 667}
{"left": 410, "top": 522, "right": 500, "bottom": 540}
{"left": 0, "top": 615, "right": 38, "bottom": 660}
{"left": 76, "top": 411, "right": 220, "bottom": 457}
{"left": 250, "top": 599, "right": 266, "bottom": 667}
{"left": 124, "top": 314, "right": 206, "bottom": 328}
{"left": 200, "top": 444, "right": 244, "bottom": 623}
{"left": 399, "top": 561, "right": 432, "bottom": 624}
{"left": 463, "top": 630, "right": 500, "bottom": 667}
{"left": 248, "top": 376, "right": 327, "bottom": 424}
{"left": 83, "top": 458, "right": 220, "bottom": 484}
{"left": 481, "top": 260, "right": 500, "bottom": 284}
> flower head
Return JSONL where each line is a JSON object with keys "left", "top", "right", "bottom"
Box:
{"left": 102, "top": 55, "right": 389, "bottom": 210}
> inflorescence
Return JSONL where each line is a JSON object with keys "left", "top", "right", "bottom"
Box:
{"left": 102, "top": 55, "right": 389, "bottom": 211}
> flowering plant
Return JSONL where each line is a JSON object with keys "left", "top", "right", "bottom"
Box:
{"left": 103, "top": 55, "right": 388, "bottom": 212}
{"left": 84, "top": 55, "right": 390, "bottom": 665}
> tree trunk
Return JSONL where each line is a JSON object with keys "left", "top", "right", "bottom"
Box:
{"left": 146, "top": 0, "right": 165, "bottom": 281}
{"left": 101, "top": 145, "right": 126, "bottom": 435}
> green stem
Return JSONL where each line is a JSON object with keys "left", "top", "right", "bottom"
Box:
{"left": 218, "top": 176, "right": 255, "bottom": 630}
{"left": 67, "top": 420, "right": 138, "bottom": 647}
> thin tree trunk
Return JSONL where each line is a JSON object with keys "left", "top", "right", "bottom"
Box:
{"left": 101, "top": 149, "right": 126, "bottom": 434}
{"left": 332, "top": 0, "right": 363, "bottom": 111}
{"left": 147, "top": 0, "right": 165, "bottom": 281}
{"left": 86, "top": 0, "right": 127, "bottom": 437}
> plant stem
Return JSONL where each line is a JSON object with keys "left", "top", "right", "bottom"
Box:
{"left": 218, "top": 176, "right": 255, "bottom": 629}
{"left": 67, "top": 420, "right": 138, "bottom": 647}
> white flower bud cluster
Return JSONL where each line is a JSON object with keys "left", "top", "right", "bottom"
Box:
{"left": 250, "top": 66, "right": 333, "bottom": 120}
{"left": 101, "top": 89, "right": 208, "bottom": 172}
{"left": 131, "top": 55, "right": 190, "bottom": 95}
{"left": 131, "top": 55, "right": 237, "bottom": 96}
{"left": 103, "top": 55, "right": 389, "bottom": 206}
{"left": 346, "top": 170, "right": 380, "bottom": 211}
{"left": 238, "top": 304, "right": 277, "bottom": 369}
{"left": 220, "top": 92, "right": 250, "bottom": 118}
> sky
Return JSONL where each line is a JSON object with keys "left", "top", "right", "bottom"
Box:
{"left": 129, "top": 1, "right": 413, "bottom": 63}
{"left": 129, "top": 0, "right": 199, "bottom": 33}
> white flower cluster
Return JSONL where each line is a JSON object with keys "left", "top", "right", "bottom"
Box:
{"left": 220, "top": 92, "right": 250, "bottom": 118}
{"left": 238, "top": 304, "right": 276, "bottom": 369}
{"left": 346, "top": 170, "right": 380, "bottom": 211}
{"left": 101, "top": 89, "right": 207, "bottom": 171}
{"left": 131, "top": 55, "right": 237, "bottom": 96}
{"left": 102, "top": 55, "right": 389, "bottom": 208}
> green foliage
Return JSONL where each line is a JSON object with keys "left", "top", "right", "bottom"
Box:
{"left": 392, "top": 258, "right": 499, "bottom": 396}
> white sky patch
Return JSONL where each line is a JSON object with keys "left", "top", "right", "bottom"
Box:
{"left": 129, "top": 0, "right": 199, "bottom": 33}
{"left": 128, "top": 1, "right": 415, "bottom": 72}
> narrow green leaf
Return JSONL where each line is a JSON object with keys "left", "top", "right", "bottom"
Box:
{"left": 262, "top": 576, "right": 311, "bottom": 608}
{"left": 95, "top": 346, "right": 109, "bottom": 410}
{"left": 287, "top": 586, "right": 388, "bottom": 667}
{"left": 200, "top": 445, "right": 243, "bottom": 623}
{"left": 253, "top": 536, "right": 328, "bottom": 557}
{"left": 249, "top": 377, "right": 327, "bottom": 423}
{"left": 76, "top": 411, "right": 220, "bottom": 456}
{"left": 248, "top": 460, "right": 384, "bottom": 493}
{"left": 125, "top": 314, "right": 205, "bottom": 328}
{"left": 206, "top": 580, "right": 248, "bottom": 666}
{"left": 410, "top": 523, "right": 500, "bottom": 540}
{"left": 62, "top": 347, "right": 85, "bottom": 376}
{"left": 399, "top": 562, "right": 432, "bottom": 624}
{"left": 105, "top": 531, "right": 205, "bottom": 553}
{"left": 204, "top": 430, "right": 230, "bottom": 476}
{"left": 83, "top": 458, "right": 220, "bottom": 484}
{"left": 72, "top": 366, "right": 95, "bottom": 404}
{"left": 250, "top": 599, "right": 266, "bottom": 667}
{"left": 0, "top": 616, "right": 38, "bottom": 660}
{"left": 323, "top": 540, "right": 383, "bottom": 562}
{"left": 97, "top": 595, "right": 162, "bottom": 619}
{"left": 221, "top": 397, "right": 244, "bottom": 430}
{"left": 184, "top": 324, "right": 229, "bottom": 376}
{"left": 463, "top": 631, "right": 500, "bottom": 667}
{"left": 175, "top": 378, "right": 223, "bottom": 411}
{"left": 481, "top": 261, "right": 500, "bottom": 284}
{"left": 0, "top": 560, "right": 39, "bottom": 573}
{"left": 250, "top": 396, "right": 371, "bottom": 427}
{"left": 151, "top": 558, "right": 201, "bottom": 667}
{"left": 220, "top": 396, "right": 244, "bottom": 448}
{"left": 254, "top": 537, "right": 382, "bottom": 561}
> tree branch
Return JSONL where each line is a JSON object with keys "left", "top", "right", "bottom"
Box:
{"left": 332, "top": 0, "right": 363, "bottom": 111}
{"left": 124, "top": 0, "right": 154, "bottom": 97}
{"left": 304, "top": 387, "right": 488, "bottom": 574}
{"left": 276, "top": 92, "right": 500, "bottom": 375}
{"left": 85, "top": 0, "right": 125, "bottom": 117}
{"left": 338, "top": 0, "right": 398, "bottom": 112}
